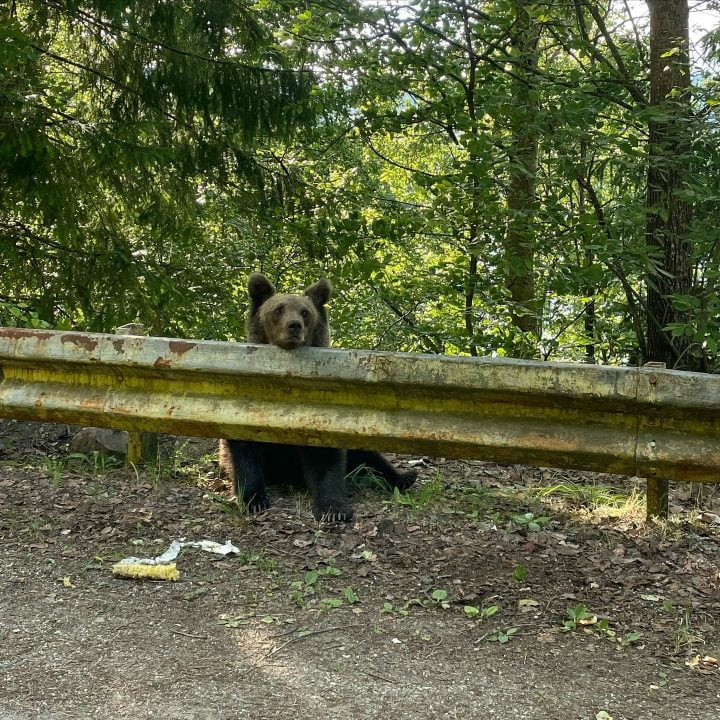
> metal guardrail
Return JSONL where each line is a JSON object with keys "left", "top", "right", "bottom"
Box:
{"left": 1, "top": 327, "right": 719, "bottom": 517}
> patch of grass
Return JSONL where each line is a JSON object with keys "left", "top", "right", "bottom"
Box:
{"left": 288, "top": 566, "right": 355, "bottom": 610}
{"left": 289, "top": 569, "right": 321, "bottom": 607}
{"left": 381, "top": 601, "right": 409, "bottom": 617}
{"left": 595, "top": 619, "right": 642, "bottom": 648}
{"left": 533, "top": 482, "right": 645, "bottom": 520}
{"left": 68, "top": 451, "right": 123, "bottom": 474}
{"left": 345, "top": 463, "right": 388, "bottom": 492}
{"left": 161, "top": 441, "right": 217, "bottom": 486}
{"left": 145, "top": 459, "right": 173, "bottom": 493}
{"left": 24, "top": 516, "right": 47, "bottom": 539}
{"left": 0, "top": 459, "right": 23, "bottom": 468}
{"left": 237, "top": 550, "right": 277, "bottom": 572}
{"left": 387, "top": 469, "right": 445, "bottom": 514}
{"left": 673, "top": 608, "right": 704, "bottom": 654}
{"left": 204, "top": 490, "right": 249, "bottom": 518}
{"left": 43, "top": 457, "right": 65, "bottom": 488}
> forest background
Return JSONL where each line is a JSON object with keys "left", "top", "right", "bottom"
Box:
{"left": 2, "top": 0, "right": 720, "bottom": 371}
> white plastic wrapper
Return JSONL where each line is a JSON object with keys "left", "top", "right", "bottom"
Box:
{"left": 118, "top": 538, "right": 240, "bottom": 566}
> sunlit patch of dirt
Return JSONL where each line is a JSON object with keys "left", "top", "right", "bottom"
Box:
{"left": 1, "top": 420, "right": 719, "bottom": 719}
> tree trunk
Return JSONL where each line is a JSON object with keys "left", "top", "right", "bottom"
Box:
{"left": 644, "top": 0, "right": 693, "bottom": 368}
{"left": 503, "top": 0, "right": 541, "bottom": 357}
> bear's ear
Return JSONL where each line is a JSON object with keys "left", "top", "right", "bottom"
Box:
{"left": 248, "top": 273, "right": 275, "bottom": 309}
{"left": 304, "top": 278, "right": 331, "bottom": 308}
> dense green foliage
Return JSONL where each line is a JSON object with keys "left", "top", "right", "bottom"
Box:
{"left": 2, "top": 1, "right": 719, "bottom": 368}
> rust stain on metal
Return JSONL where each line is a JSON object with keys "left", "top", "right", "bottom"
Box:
{"left": 169, "top": 340, "right": 197, "bottom": 355}
{"left": 359, "top": 354, "right": 395, "bottom": 380}
{"left": 60, "top": 334, "right": 98, "bottom": 351}
{"left": 2, "top": 333, "right": 720, "bottom": 495}
{"left": 0, "top": 328, "right": 54, "bottom": 341}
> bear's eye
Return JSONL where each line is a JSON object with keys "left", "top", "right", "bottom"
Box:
{"left": 301, "top": 309, "right": 309, "bottom": 318}
{"left": 274, "top": 305, "right": 284, "bottom": 316}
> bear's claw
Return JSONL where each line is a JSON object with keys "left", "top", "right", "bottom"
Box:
{"left": 313, "top": 503, "right": 354, "bottom": 523}
{"left": 246, "top": 493, "right": 271, "bottom": 514}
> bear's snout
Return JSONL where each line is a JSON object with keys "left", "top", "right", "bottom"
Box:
{"left": 281, "top": 313, "right": 307, "bottom": 345}
{"left": 274, "top": 312, "right": 311, "bottom": 349}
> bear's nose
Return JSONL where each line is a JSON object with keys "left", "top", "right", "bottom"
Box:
{"left": 288, "top": 321, "right": 302, "bottom": 332}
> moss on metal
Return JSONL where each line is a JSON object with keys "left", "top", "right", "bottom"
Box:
{"left": 1, "top": 329, "right": 719, "bottom": 510}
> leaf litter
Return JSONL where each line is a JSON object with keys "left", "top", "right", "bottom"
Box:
{"left": 0, "top": 421, "right": 719, "bottom": 719}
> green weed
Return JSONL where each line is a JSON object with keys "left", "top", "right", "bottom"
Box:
{"left": 464, "top": 604, "right": 499, "bottom": 621}
{"left": 510, "top": 512, "right": 551, "bottom": 532}
{"left": 489, "top": 627, "right": 518, "bottom": 644}
{"left": 388, "top": 469, "right": 445, "bottom": 514}
{"left": 68, "top": 451, "right": 122, "bottom": 474}
{"left": 44, "top": 457, "right": 65, "bottom": 488}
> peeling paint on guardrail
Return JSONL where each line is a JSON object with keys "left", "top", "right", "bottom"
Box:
{"left": 1, "top": 328, "right": 719, "bottom": 518}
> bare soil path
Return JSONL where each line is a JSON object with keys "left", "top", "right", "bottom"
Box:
{"left": 1, "top": 420, "right": 718, "bottom": 719}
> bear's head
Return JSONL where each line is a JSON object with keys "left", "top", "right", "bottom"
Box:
{"left": 246, "top": 273, "right": 331, "bottom": 350}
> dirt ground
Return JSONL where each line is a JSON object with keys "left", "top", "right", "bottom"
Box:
{"left": 1, "top": 419, "right": 719, "bottom": 720}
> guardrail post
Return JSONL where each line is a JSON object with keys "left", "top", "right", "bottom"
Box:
{"left": 646, "top": 476, "right": 669, "bottom": 519}
{"left": 642, "top": 362, "right": 669, "bottom": 519}
{"left": 114, "top": 323, "right": 158, "bottom": 467}
{"left": 2, "top": 329, "right": 720, "bottom": 505}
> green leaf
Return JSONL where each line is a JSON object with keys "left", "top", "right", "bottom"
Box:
{"left": 512, "top": 565, "right": 527, "bottom": 582}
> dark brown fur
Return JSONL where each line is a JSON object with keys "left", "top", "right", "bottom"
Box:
{"left": 219, "top": 274, "right": 416, "bottom": 522}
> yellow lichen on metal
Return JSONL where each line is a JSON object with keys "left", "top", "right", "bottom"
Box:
{"left": 1, "top": 328, "right": 720, "bottom": 493}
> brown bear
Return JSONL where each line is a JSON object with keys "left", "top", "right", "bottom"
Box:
{"left": 219, "top": 273, "right": 416, "bottom": 521}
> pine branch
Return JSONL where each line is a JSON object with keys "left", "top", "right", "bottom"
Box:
{"left": 49, "top": 1, "right": 311, "bottom": 75}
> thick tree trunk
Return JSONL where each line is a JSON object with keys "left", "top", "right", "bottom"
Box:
{"left": 644, "top": 0, "right": 693, "bottom": 368}
{"left": 504, "top": 0, "right": 541, "bottom": 356}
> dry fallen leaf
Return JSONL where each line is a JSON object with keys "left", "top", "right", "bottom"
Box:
{"left": 518, "top": 598, "right": 540, "bottom": 607}
{"left": 578, "top": 615, "right": 598, "bottom": 626}
{"left": 685, "top": 655, "right": 719, "bottom": 673}
{"left": 696, "top": 512, "right": 720, "bottom": 525}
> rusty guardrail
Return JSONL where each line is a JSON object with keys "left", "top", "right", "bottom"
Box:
{"left": 1, "top": 327, "right": 719, "bottom": 517}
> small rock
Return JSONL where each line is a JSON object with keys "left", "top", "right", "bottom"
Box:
{"left": 377, "top": 518, "right": 395, "bottom": 535}
{"left": 69, "top": 427, "right": 128, "bottom": 456}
